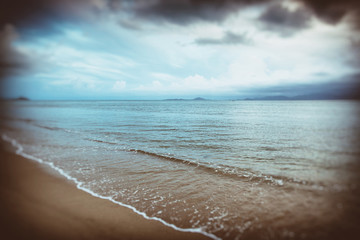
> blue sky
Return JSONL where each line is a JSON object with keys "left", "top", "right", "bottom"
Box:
{"left": 1, "top": 0, "right": 360, "bottom": 100}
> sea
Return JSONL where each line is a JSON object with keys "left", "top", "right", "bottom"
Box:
{"left": 1, "top": 100, "right": 360, "bottom": 240}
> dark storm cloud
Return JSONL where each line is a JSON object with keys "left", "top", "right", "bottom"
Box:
{"left": 121, "top": 0, "right": 267, "bottom": 25}
{"left": 0, "top": 0, "right": 104, "bottom": 35}
{"left": 0, "top": 24, "right": 31, "bottom": 97}
{"left": 195, "top": 31, "right": 251, "bottom": 45}
{"left": 258, "top": 3, "right": 311, "bottom": 36}
{"left": 1, "top": 1, "right": 360, "bottom": 32}
{"left": 1, "top": 1, "right": 73, "bottom": 29}
{"left": 0, "top": 25, "right": 29, "bottom": 79}
{"left": 301, "top": 0, "right": 360, "bottom": 26}
{"left": 0, "top": 0, "right": 100, "bottom": 81}
{"left": 116, "top": 0, "right": 360, "bottom": 29}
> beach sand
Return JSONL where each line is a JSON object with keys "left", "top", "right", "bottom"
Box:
{"left": 0, "top": 145, "right": 210, "bottom": 240}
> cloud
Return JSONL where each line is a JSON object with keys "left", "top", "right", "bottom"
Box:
{"left": 0, "top": 1, "right": 84, "bottom": 33}
{"left": 2, "top": 1, "right": 360, "bottom": 31}
{"left": 301, "top": 0, "right": 360, "bottom": 27}
{"left": 195, "top": 31, "right": 251, "bottom": 45}
{"left": 0, "top": 0, "right": 103, "bottom": 85}
{"left": 0, "top": 0, "right": 261, "bottom": 31}
{"left": 112, "top": 80, "right": 127, "bottom": 91}
{"left": 49, "top": 74, "right": 101, "bottom": 90}
{"left": 135, "top": 74, "right": 227, "bottom": 95}
{"left": 1, "top": 1, "right": 359, "bottom": 39}
{"left": 0, "top": 24, "right": 29, "bottom": 79}
{"left": 258, "top": 2, "right": 312, "bottom": 36}
{"left": 0, "top": 0, "right": 110, "bottom": 28}
{"left": 118, "top": 19, "right": 143, "bottom": 31}
{"left": 121, "top": 0, "right": 267, "bottom": 25}
{"left": 113, "top": 0, "right": 360, "bottom": 30}
{"left": 151, "top": 72, "right": 180, "bottom": 82}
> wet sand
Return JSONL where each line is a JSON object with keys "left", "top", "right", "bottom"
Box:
{"left": 0, "top": 146, "right": 210, "bottom": 240}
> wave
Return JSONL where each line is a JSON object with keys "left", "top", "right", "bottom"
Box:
{"left": 0, "top": 115, "right": 73, "bottom": 133}
{"left": 125, "top": 148, "right": 322, "bottom": 189}
{"left": 83, "top": 137, "right": 332, "bottom": 189}
{"left": 84, "top": 138, "right": 118, "bottom": 145}
{"left": 1, "top": 133, "right": 220, "bottom": 240}
{"left": 31, "top": 122, "right": 80, "bottom": 134}
{"left": 34, "top": 124, "right": 63, "bottom": 131}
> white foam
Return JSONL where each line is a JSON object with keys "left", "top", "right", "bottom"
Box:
{"left": 1, "top": 133, "right": 220, "bottom": 240}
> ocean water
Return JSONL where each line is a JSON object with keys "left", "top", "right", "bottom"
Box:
{"left": 1, "top": 100, "right": 360, "bottom": 239}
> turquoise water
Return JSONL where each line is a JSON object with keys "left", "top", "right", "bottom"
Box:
{"left": 1, "top": 100, "right": 360, "bottom": 239}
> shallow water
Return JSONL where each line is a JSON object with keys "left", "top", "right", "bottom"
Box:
{"left": 1, "top": 100, "right": 360, "bottom": 239}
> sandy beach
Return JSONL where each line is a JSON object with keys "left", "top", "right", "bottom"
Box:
{"left": 0, "top": 144, "right": 210, "bottom": 240}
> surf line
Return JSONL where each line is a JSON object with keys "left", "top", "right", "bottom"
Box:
{"left": 1, "top": 133, "right": 220, "bottom": 240}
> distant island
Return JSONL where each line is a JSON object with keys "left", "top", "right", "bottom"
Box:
{"left": 163, "top": 97, "right": 207, "bottom": 101}
{"left": 15, "top": 97, "right": 30, "bottom": 101}
{"left": 0, "top": 97, "right": 30, "bottom": 101}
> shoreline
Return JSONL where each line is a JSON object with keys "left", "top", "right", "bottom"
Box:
{"left": 0, "top": 142, "right": 212, "bottom": 240}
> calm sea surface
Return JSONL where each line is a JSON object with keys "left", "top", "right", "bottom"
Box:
{"left": 1, "top": 100, "right": 360, "bottom": 239}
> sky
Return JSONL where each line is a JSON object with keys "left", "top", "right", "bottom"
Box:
{"left": 0, "top": 0, "right": 360, "bottom": 100}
